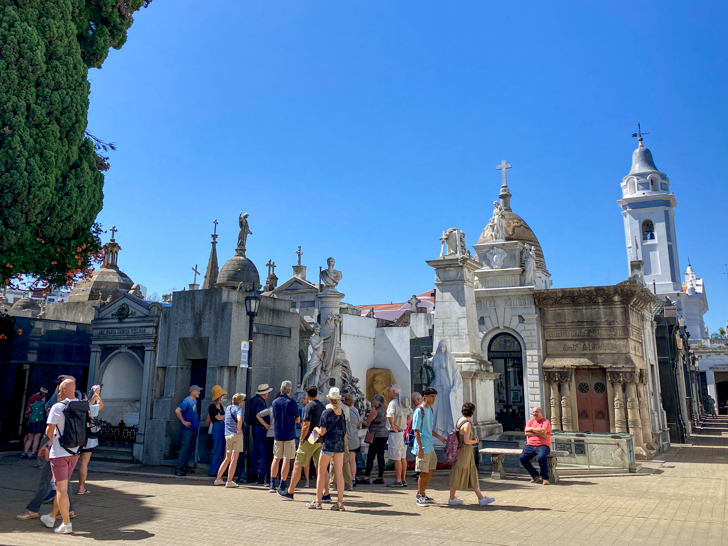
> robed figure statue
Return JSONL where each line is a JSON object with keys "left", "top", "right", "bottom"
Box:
{"left": 429, "top": 339, "right": 464, "bottom": 436}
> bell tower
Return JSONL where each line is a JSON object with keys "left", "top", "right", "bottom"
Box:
{"left": 617, "top": 135, "right": 681, "bottom": 295}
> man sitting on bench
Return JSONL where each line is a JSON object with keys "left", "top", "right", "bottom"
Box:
{"left": 519, "top": 406, "right": 552, "bottom": 485}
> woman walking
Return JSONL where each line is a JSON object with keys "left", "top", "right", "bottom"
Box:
{"left": 214, "top": 393, "right": 245, "bottom": 488}
{"left": 447, "top": 402, "right": 495, "bottom": 506}
{"left": 208, "top": 386, "right": 227, "bottom": 477}
{"left": 307, "top": 388, "right": 347, "bottom": 511}
{"left": 344, "top": 393, "right": 361, "bottom": 484}
{"left": 360, "top": 394, "right": 388, "bottom": 484}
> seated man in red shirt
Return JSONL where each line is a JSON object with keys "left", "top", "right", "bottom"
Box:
{"left": 519, "top": 406, "right": 552, "bottom": 485}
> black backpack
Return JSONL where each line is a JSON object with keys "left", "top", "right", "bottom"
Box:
{"left": 59, "top": 400, "right": 89, "bottom": 455}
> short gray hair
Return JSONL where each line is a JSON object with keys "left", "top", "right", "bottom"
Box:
{"left": 390, "top": 384, "right": 401, "bottom": 395}
{"left": 411, "top": 392, "right": 422, "bottom": 404}
{"left": 280, "top": 380, "right": 292, "bottom": 394}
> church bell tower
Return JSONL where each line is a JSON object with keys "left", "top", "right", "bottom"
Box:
{"left": 617, "top": 135, "right": 681, "bottom": 295}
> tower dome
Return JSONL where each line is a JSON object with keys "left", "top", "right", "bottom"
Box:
{"left": 215, "top": 212, "right": 261, "bottom": 291}
{"left": 628, "top": 140, "right": 661, "bottom": 176}
{"left": 477, "top": 211, "right": 548, "bottom": 272}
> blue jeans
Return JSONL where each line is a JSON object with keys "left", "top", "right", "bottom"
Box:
{"left": 519, "top": 445, "right": 550, "bottom": 481}
{"left": 250, "top": 427, "right": 268, "bottom": 481}
{"left": 27, "top": 456, "right": 75, "bottom": 513}
{"left": 176, "top": 428, "right": 197, "bottom": 471}
{"left": 209, "top": 421, "right": 225, "bottom": 476}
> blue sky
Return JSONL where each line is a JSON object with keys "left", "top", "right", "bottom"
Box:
{"left": 87, "top": 1, "right": 728, "bottom": 332}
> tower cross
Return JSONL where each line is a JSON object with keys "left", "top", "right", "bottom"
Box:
{"left": 631, "top": 123, "right": 650, "bottom": 143}
{"left": 266, "top": 259, "right": 276, "bottom": 276}
{"left": 212, "top": 218, "right": 219, "bottom": 241}
{"left": 191, "top": 264, "right": 200, "bottom": 284}
{"left": 296, "top": 246, "right": 303, "bottom": 266}
{"left": 109, "top": 225, "right": 118, "bottom": 240}
{"left": 496, "top": 160, "right": 512, "bottom": 187}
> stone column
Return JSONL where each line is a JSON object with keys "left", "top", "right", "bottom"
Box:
{"left": 545, "top": 372, "right": 562, "bottom": 430}
{"left": 134, "top": 343, "right": 156, "bottom": 463}
{"left": 88, "top": 346, "right": 101, "bottom": 387}
{"left": 560, "top": 372, "right": 574, "bottom": 431}
{"left": 610, "top": 372, "right": 628, "bottom": 433}
{"left": 638, "top": 371, "right": 656, "bottom": 451}
{"left": 625, "top": 374, "right": 646, "bottom": 457}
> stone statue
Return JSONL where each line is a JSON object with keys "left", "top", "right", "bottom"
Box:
{"left": 301, "top": 324, "right": 326, "bottom": 389}
{"left": 429, "top": 339, "right": 463, "bottom": 436}
{"left": 320, "top": 257, "right": 343, "bottom": 289}
{"left": 237, "top": 212, "right": 252, "bottom": 252}
{"left": 439, "top": 228, "right": 467, "bottom": 257}
{"left": 366, "top": 308, "right": 375, "bottom": 319}
{"left": 523, "top": 244, "right": 536, "bottom": 285}
{"left": 492, "top": 202, "right": 505, "bottom": 241}
{"left": 408, "top": 295, "right": 420, "bottom": 313}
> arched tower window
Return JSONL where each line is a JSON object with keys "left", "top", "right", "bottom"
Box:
{"left": 642, "top": 219, "right": 655, "bottom": 241}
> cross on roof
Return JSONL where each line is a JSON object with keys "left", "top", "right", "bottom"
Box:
{"left": 109, "top": 225, "right": 118, "bottom": 241}
{"left": 266, "top": 260, "right": 276, "bottom": 276}
{"left": 191, "top": 264, "right": 200, "bottom": 284}
{"left": 211, "top": 219, "right": 219, "bottom": 242}
{"left": 496, "top": 160, "right": 512, "bottom": 187}
{"left": 631, "top": 123, "right": 649, "bottom": 143}
{"left": 296, "top": 246, "right": 303, "bottom": 266}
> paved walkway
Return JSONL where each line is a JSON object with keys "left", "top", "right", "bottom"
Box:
{"left": 1, "top": 417, "right": 727, "bottom": 545}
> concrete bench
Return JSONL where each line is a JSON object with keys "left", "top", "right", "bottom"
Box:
{"left": 479, "top": 448, "right": 569, "bottom": 484}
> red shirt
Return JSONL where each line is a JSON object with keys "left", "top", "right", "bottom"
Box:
{"left": 526, "top": 417, "right": 552, "bottom": 448}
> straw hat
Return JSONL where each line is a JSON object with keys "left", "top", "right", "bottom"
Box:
{"left": 211, "top": 385, "right": 227, "bottom": 401}
{"left": 256, "top": 384, "right": 273, "bottom": 395}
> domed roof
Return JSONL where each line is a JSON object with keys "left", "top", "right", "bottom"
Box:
{"left": 628, "top": 142, "right": 660, "bottom": 176}
{"left": 68, "top": 267, "right": 135, "bottom": 302}
{"left": 12, "top": 297, "right": 41, "bottom": 311}
{"left": 478, "top": 210, "right": 548, "bottom": 272}
{"left": 215, "top": 254, "right": 260, "bottom": 291}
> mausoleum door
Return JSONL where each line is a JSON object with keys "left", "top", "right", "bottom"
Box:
{"left": 190, "top": 359, "right": 207, "bottom": 416}
{"left": 717, "top": 378, "right": 728, "bottom": 415}
{"left": 489, "top": 333, "right": 525, "bottom": 431}
{"left": 575, "top": 368, "right": 610, "bottom": 433}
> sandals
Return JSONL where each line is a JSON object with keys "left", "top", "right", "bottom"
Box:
{"left": 330, "top": 502, "right": 345, "bottom": 511}
{"left": 306, "top": 501, "right": 322, "bottom": 510}
{"left": 16, "top": 511, "right": 39, "bottom": 520}
{"left": 77, "top": 489, "right": 91, "bottom": 495}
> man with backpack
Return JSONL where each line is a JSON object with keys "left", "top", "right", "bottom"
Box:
{"left": 412, "top": 387, "right": 447, "bottom": 506}
{"left": 22, "top": 387, "right": 48, "bottom": 459}
{"left": 40, "top": 377, "right": 88, "bottom": 534}
{"left": 386, "top": 384, "right": 412, "bottom": 488}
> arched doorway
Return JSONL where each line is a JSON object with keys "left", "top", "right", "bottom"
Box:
{"left": 489, "top": 333, "right": 525, "bottom": 431}
{"left": 100, "top": 351, "right": 143, "bottom": 426}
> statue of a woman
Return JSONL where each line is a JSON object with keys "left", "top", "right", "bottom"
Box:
{"left": 429, "top": 339, "right": 463, "bottom": 436}
{"left": 523, "top": 244, "right": 536, "bottom": 285}
{"left": 237, "top": 212, "right": 252, "bottom": 252}
{"left": 492, "top": 202, "right": 505, "bottom": 241}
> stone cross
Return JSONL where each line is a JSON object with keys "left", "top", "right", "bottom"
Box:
{"left": 212, "top": 219, "right": 218, "bottom": 242}
{"left": 109, "top": 225, "right": 118, "bottom": 240}
{"left": 266, "top": 260, "right": 276, "bottom": 276}
{"left": 496, "top": 160, "right": 512, "bottom": 187}
{"left": 191, "top": 264, "right": 200, "bottom": 284}
{"left": 408, "top": 294, "right": 420, "bottom": 313}
{"left": 296, "top": 246, "right": 303, "bottom": 266}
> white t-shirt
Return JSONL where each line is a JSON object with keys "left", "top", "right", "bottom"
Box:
{"left": 386, "top": 396, "right": 411, "bottom": 431}
{"left": 48, "top": 399, "right": 80, "bottom": 458}
{"left": 84, "top": 404, "right": 100, "bottom": 450}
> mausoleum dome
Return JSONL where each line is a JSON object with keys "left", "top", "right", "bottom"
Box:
{"left": 628, "top": 141, "right": 660, "bottom": 176}
{"left": 11, "top": 297, "right": 41, "bottom": 312}
{"left": 215, "top": 255, "right": 261, "bottom": 291}
{"left": 68, "top": 231, "right": 135, "bottom": 302}
{"left": 478, "top": 210, "right": 548, "bottom": 273}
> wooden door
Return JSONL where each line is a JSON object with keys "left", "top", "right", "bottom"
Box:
{"left": 575, "top": 368, "right": 610, "bottom": 433}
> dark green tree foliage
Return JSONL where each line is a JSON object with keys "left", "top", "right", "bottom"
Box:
{"left": 0, "top": 0, "right": 150, "bottom": 289}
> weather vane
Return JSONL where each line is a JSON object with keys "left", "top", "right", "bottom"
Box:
{"left": 631, "top": 123, "right": 649, "bottom": 143}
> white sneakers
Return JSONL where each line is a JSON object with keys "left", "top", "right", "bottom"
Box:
{"left": 479, "top": 496, "right": 496, "bottom": 506}
{"left": 213, "top": 479, "right": 225, "bottom": 486}
{"left": 446, "top": 496, "right": 496, "bottom": 506}
{"left": 225, "top": 481, "right": 239, "bottom": 488}
{"left": 448, "top": 498, "right": 465, "bottom": 505}
{"left": 40, "top": 514, "right": 56, "bottom": 528}
{"left": 55, "top": 523, "right": 73, "bottom": 534}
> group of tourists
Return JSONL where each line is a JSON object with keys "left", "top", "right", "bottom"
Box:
{"left": 15, "top": 375, "right": 104, "bottom": 534}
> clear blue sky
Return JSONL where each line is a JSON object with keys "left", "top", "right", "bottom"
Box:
{"left": 87, "top": 1, "right": 728, "bottom": 332}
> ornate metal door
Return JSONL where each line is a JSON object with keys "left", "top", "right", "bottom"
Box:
{"left": 575, "top": 368, "right": 610, "bottom": 433}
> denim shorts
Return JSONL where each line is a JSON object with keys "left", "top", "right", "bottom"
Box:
{"left": 322, "top": 449, "right": 335, "bottom": 457}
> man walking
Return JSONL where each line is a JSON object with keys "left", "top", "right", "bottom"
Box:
{"left": 249, "top": 384, "right": 273, "bottom": 483}
{"left": 519, "top": 406, "right": 552, "bottom": 485}
{"left": 174, "top": 385, "right": 202, "bottom": 476}
{"left": 270, "top": 380, "right": 299, "bottom": 493}
{"left": 413, "top": 387, "right": 446, "bottom": 506}
{"left": 40, "top": 378, "right": 82, "bottom": 534}
{"left": 386, "top": 384, "right": 412, "bottom": 487}
{"left": 279, "top": 386, "right": 325, "bottom": 500}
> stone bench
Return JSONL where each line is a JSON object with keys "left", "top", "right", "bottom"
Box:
{"left": 479, "top": 448, "right": 569, "bottom": 484}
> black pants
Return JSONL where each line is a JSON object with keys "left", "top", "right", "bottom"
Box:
{"left": 365, "top": 437, "right": 387, "bottom": 478}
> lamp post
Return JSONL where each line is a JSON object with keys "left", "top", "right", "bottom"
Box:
{"left": 243, "top": 290, "right": 260, "bottom": 480}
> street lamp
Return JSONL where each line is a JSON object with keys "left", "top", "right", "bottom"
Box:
{"left": 243, "top": 290, "right": 260, "bottom": 481}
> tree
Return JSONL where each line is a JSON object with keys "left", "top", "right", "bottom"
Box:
{"left": 719, "top": 327, "right": 726, "bottom": 338}
{"left": 0, "top": 0, "right": 151, "bottom": 290}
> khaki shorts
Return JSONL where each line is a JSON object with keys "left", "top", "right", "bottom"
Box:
{"left": 273, "top": 439, "right": 296, "bottom": 459}
{"left": 415, "top": 450, "right": 438, "bottom": 473}
{"left": 225, "top": 433, "right": 244, "bottom": 453}
{"left": 388, "top": 431, "right": 407, "bottom": 460}
{"left": 295, "top": 440, "right": 322, "bottom": 467}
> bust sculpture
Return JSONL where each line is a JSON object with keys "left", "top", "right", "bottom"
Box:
{"left": 320, "top": 257, "right": 343, "bottom": 289}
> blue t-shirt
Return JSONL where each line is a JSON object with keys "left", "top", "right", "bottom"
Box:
{"left": 178, "top": 396, "right": 200, "bottom": 431}
{"left": 272, "top": 394, "right": 298, "bottom": 441}
{"left": 320, "top": 407, "right": 346, "bottom": 453}
{"left": 411, "top": 404, "right": 434, "bottom": 454}
{"left": 225, "top": 404, "right": 243, "bottom": 436}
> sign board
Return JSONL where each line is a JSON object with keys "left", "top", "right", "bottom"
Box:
{"left": 240, "top": 341, "right": 249, "bottom": 368}
{"left": 253, "top": 324, "right": 291, "bottom": 337}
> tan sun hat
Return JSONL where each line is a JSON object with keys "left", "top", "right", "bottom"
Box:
{"left": 211, "top": 385, "right": 227, "bottom": 401}
{"left": 256, "top": 384, "right": 273, "bottom": 395}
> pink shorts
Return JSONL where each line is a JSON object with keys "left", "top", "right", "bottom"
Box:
{"left": 50, "top": 456, "right": 79, "bottom": 482}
